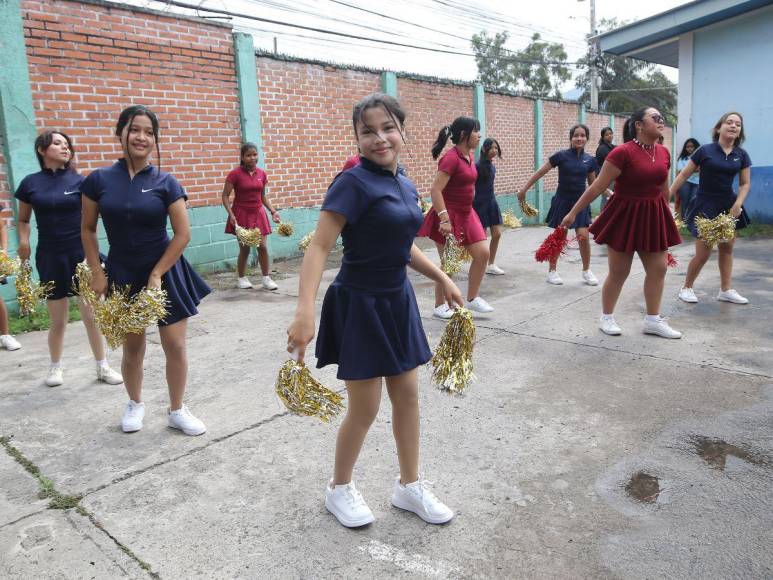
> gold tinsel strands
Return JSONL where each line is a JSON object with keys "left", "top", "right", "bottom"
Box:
{"left": 419, "top": 198, "right": 431, "bottom": 215}
{"left": 519, "top": 199, "right": 539, "bottom": 218}
{"left": 0, "top": 251, "right": 19, "bottom": 278}
{"left": 673, "top": 213, "right": 685, "bottom": 230}
{"left": 695, "top": 213, "right": 737, "bottom": 248}
{"left": 15, "top": 260, "right": 54, "bottom": 316}
{"left": 431, "top": 307, "right": 476, "bottom": 395}
{"left": 235, "top": 225, "right": 263, "bottom": 248}
{"left": 298, "top": 232, "right": 314, "bottom": 253}
{"left": 440, "top": 235, "right": 465, "bottom": 276}
{"left": 277, "top": 222, "right": 294, "bottom": 237}
{"left": 275, "top": 359, "right": 344, "bottom": 422}
{"left": 502, "top": 210, "right": 522, "bottom": 229}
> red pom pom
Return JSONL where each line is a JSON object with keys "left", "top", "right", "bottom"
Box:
{"left": 535, "top": 227, "right": 569, "bottom": 263}
{"left": 667, "top": 252, "right": 677, "bottom": 268}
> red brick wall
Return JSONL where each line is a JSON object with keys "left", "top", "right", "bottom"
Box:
{"left": 541, "top": 100, "right": 581, "bottom": 192}
{"left": 21, "top": 0, "right": 241, "bottom": 207}
{"left": 485, "top": 93, "right": 535, "bottom": 196}
{"left": 585, "top": 111, "right": 611, "bottom": 160}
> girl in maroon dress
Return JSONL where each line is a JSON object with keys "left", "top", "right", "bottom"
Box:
{"left": 418, "top": 116, "right": 493, "bottom": 318}
{"left": 561, "top": 107, "right": 682, "bottom": 339}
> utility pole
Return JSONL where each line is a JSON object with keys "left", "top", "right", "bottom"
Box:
{"left": 579, "top": 0, "right": 599, "bottom": 110}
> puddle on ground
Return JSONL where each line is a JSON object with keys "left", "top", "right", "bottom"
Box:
{"left": 625, "top": 472, "right": 661, "bottom": 503}
{"left": 692, "top": 436, "right": 768, "bottom": 470}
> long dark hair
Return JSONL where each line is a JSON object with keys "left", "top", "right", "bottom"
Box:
{"left": 711, "top": 111, "right": 745, "bottom": 147}
{"left": 568, "top": 124, "right": 589, "bottom": 150}
{"left": 239, "top": 142, "right": 258, "bottom": 167}
{"left": 34, "top": 130, "right": 75, "bottom": 170}
{"left": 622, "top": 108, "right": 650, "bottom": 143}
{"left": 431, "top": 116, "right": 480, "bottom": 159}
{"left": 477, "top": 138, "right": 501, "bottom": 182}
{"left": 598, "top": 126, "right": 613, "bottom": 146}
{"left": 678, "top": 138, "right": 700, "bottom": 160}
{"left": 115, "top": 105, "right": 161, "bottom": 171}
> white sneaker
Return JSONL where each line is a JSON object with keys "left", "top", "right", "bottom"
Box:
{"left": 168, "top": 404, "right": 207, "bottom": 436}
{"left": 643, "top": 317, "right": 682, "bottom": 339}
{"left": 391, "top": 477, "right": 454, "bottom": 524}
{"left": 237, "top": 277, "right": 253, "bottom": 289}
{"left": 0, "top": 335, "right": 21, "bottom": 351}
{"left": 45, "top": 365, "right": 64, "bottom": 387}
{"left": 432, "top": 304, "right": 454, "bottom": 319}
{"left": 122, "top": 400, "right": 145, "bottom": 433}
{"left": 466, "top": 296, "right": 494, "bottom": 313}
{"left": 582, "top": 270, "right": 599, "bottom": 286}
{"left": 599, "top": 315, "right": 622, "bottom": 336}
{"left": 678, "top": 287, "right": 698, "bottom": 303}
{"left": 325, "top": 480, "right": 375, "bottom": 528}
{"left": 96, "top": 363, "right": 123, "bottom": 385}
{"left": 262, "top": 276, "right": 278, "bottom": 291}
{"left": 717, "top": 289, "right": 748, "bottom": 304}
{"left": 546, "top": 270, "right": 563, "bottom": 285}
{"left": 486, "top": 264, "right": 505, "bottom": 276}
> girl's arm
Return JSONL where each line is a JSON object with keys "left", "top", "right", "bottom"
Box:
{"left": 408, "top": 244, "right": 463, "bottom": 308}
{"left": 81, "top": 196, "right": 107, "bottom": 296}
{"left": 15, "top": 202, "right": 33, "bottom": 260}
{"left": 286, "top": 211, "right": 345, "bottom": 362}
{"left": 262, "top": 188, "right": 281, "bottom": 224}
{"left": 147, "top": 198, "right": 190, "bottom": 289}
{"left": 429, "top": 171, "right": 452, "bottom": 236}
{"left": 668, "top": 159, "right": 698, "bottom": 198}
{"left": 560, "top": 161, "right": 622, "bottom": 228}
{"left": 517, "top": 161, "right": 552, "bottom": 200}
{"left": 221, "top": 181, "right": 237, "bottom": 226}
{"left": 732, "top": 167, "right": 751, "bottom": 217}
{"left": 588, "top": 171, "right": 613, "bottom": 199}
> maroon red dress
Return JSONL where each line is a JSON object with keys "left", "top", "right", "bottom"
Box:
{"left": 590, "top": 141, "right": 681, "bottom": 252}
{"left": 418, "top": 146, "right": 486, "bottom": 247}
{"left": 224, "top": 166, "right": 272, "bottom": 236}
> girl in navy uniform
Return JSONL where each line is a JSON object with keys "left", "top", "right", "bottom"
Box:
{"left": 14, "top": 131, "right": 121, "bottom": 385}
{"left": 595, "top": 127, "right": 616, "bottom": 211}
{"left": 287, "top": 93, "right": 463, "bottom": 528}
{"left": 671, "top": 112, "right": 752, "bottom": 305}
{"left": 674, "top": 138, "right": 700, "bottom": 219}
{"left": 518, "top": 124, "right": 602, "bottom": 286}
{"left": 0, "top": 218, "right": 21, "bottom": 351}
{"left": 473, "top": 138, "right": 505, "bottom": 276}
{"left": 81, "top": 105, "right": 210, "bottom": 435}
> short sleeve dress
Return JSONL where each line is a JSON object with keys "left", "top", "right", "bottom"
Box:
{"left": 545, "top": 148, "right": 598, "bottom": 229}
{"left": 473, "top": 159, "right": 502, "bottom": 228}
{"left": 589, "top": 141, "right": 681, "bottom": 252}
{"left": 315, "top": 157, "right": 432, "bottom": 380}
{"left": 224, "top": 166, "right": 272, "bottom": 236}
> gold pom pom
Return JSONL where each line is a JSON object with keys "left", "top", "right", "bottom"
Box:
{"left": 674, "top": 214, "right": 685, "bottom": 230}
{"left": 502, "top": 210, "right": 522, "bottom": 229}
{"left": 519, "top": 199, "right": 539, "bottom": 218}
{"left": 695, "top": 213, "right": 737, "bottom": 248}
{"left": 15, "top": 260, "right": 54, "bottom": 316}
{"left": 431, "top": 307, "right": 476, "bottom": 395}
{"left": 419, "top": 198, "right": 431, "bottom": 215}
{"left": 275, "top": 359, "right": 344, "bottom": 422}
{"left": 440, "top": 234, "right": 465, "bottom": 276}
{"left": 277, "top": 222, "right": 294, "bottom": 237}
{"left": 235, "top": 225, "right": 263, "bottom": 248}
{"left": 298, "top": 232, "right": 314, "bottom": 253}
{"left": 0, "top": 251, "right": 19, "bottom": 278}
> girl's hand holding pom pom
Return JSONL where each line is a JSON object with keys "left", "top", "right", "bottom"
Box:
{"left": 286, "top": 314, "right": 315, "bottom": 362}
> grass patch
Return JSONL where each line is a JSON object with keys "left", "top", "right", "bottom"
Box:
{"left": 8, "top": 297, "right": 81, "bottom": 335}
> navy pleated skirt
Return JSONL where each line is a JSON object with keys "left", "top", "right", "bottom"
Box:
{"left": 546, "top": 193, "right": 592, "bottom": 229}
{"left": 35, "top": 240, "right": 84, "bottom": 300}
{"left": 684, "top": 193, "right": 750, "bottom": 238}
{"left": 473, "top": 196, "right": 503, "bottom": 229}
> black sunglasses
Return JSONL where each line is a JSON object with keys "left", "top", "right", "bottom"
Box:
{"left": 649, "top": 114, "right": 666, "bottom": 124}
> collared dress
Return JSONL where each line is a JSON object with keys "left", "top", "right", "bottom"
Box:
{"left": 473, "top": 159, "right": 502, "bottom": 228}
{"left": 545, "top": 148, "right": 598, "bottom": 229}
{"left": 223, "top": 166, "right": 272, "bottom": 236}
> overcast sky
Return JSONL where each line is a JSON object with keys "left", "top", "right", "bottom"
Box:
{"left": 126, "top": 0, "right": 690, "bottom": 91}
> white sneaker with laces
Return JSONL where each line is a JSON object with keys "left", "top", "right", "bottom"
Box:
{"left": 432, "top": 304, "right": 454, "bottom": 319}
{"left": 391, "top": 477, "right": 454, "bottom": 524}
{"left": 168, "top": 404, "right": 207, "bottom": 436}
{"left": 466, "top": 296, "right": 494, "bottom": 313}
{"left": 582, "top": 270, "right": 599, "bottom": 286}
{"left": 643, "top": 317, "right": 682, "bottom": 339}
{"left": 486, "top": 264, "right": 505, "bottom": 276}
{"left": 262, "top": 276, "right": 278, "bottom": 291}
{"left": 97, "top": 363, "right": 123, "bottom": 385}
{"left": 237, "top": 277, "right": 253, "bottom": 289}
{"left": 325, "top": 480, "right": 375, "bottom": 528}
{"left": 599, "top": 315, "right": 622, "bottom": 336}
{"left": 717, "top": 289, "right": 748, "bottom": 304}
{"left": 122, "top": 400, "right": 145, "bottom": 433}
{"left": 45, "top": 365, "right": 64, "bottom": 387}
{"left": 0, "top": 334, "right": 21, "bottom": 351}
{"left": 546, "top": 270, "right": 563, "bottom": 285}
{"left": 678, "top": 287, "right": 698, "bottom": 303}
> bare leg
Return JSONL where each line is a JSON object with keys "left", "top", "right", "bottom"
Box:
{"left": 257, "top": 239, "right": 271, "bottom": 277}
{"left": 684, "top": 239, "right": 712, "bottom": 288}
{"left": 576, "top": 227, "right": 591, "bottom": 271}
{"left": 0, "top": 298, "right": 10, "bottom": 335}
{"left": 638, "top": 251, "right": 668, "bottom": 315}
{"left": 158, "top": 319, "right": 188, "bottom": 411}
{"left": 434, "top": 241, "right": 446, "bottom": 308}
{"left": 601, "top": 247, "right": 634, "bottom": 314}
{"left": 385, "top": 369, "right": 420, "bottom": 484}
{"left": 46, "top": 298, "right": 69, "bottom": 363}
{"left": 466, "top": 239, "right": 490, "bottom": 301}
{"left": 717, "top": 239, "right": 735, "bottom": 291}
{"left": 122, "top": 331, "right": 146, "bottom": 402}
{"left": 333, "top": 377, "right": 383, "bottom": 485}
{"left": 237, "top": 244, "right": 251, "bottom": 277}
{"left": 488, "top": 225, "right": 502, "bottom": 265}
{"left": 78, "top": 298, "right": 106, "bottom": 361}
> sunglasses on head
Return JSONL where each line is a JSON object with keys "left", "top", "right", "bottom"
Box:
{"left": 649, "top": 114, "right": 665, "bottom": 124}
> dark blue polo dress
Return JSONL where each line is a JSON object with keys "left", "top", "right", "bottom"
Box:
{"left": 14, "top": 168, "right": 86, "bottom": 300}
{"left": 315, "top": 157, "right": 432, "bottom": 381}
{"left": 80, "top": 160, "right": 210, "bottom": 326}
{"left": 684, "top": 142, "right": 751, "bottom": 236}
{"left": 473, "top": 159, "right": 502, "bottom": 228}
{"left": 545, "top": 148, "right": 598, "bottom": 229}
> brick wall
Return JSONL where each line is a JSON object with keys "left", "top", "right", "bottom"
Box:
{"left": 541, "top": 100, "right": 582, "bottom": 192}
{"left": 485, "top": 93, "right": 535, "bottom": 195}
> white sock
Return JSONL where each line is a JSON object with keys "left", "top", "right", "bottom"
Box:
{"left": 50, "top": 361, "right": 62, "bottom": 369}
{"left": 645, "top": 314, "right": 661, "bottom": 323}
{"left": 601, "top": 313, "right": 614, "bottom": 320}
{"left": 96, "top": 358, "right": 108, "bottom": 368}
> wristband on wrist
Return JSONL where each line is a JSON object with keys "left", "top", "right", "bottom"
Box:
{"left": 440, "top": 220, "right": 450, "bottom": 225}
{"left": 438, "top": 209, "right": 448, "bottom": 217}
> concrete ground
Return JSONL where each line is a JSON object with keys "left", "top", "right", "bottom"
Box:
{"left": 1, "top": 227, "right": 771, "bottom": 579}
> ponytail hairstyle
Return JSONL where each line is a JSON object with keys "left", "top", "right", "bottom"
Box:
{"left": 34, "top": 130, "right": 75, "bottom": 170}
{"left": 115, "top": 105, "right": 161, "bottom": 172}
{"left": 598, "top": 126, "right": 613, "bottom": 146}
{"left": 622, "top": 108, "right": 650, "bottom": 143}
{"left": 239, "top": 142, "right": 258, "bottom": 166}
{"left": 431, "top": 116, "right": 480, "bottom": 159}
{"left": 477, "top": 137, "right": 501, "bottom": 182}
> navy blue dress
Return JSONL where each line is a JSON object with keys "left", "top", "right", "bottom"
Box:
{"left": 545, "top": 148, "right": 598, "bottom": 229}
{"left": 81, "top": 160, "right": 211, "bottom": 326}
{"left": 14, "top": 168, "right": 86, "bottom": 300}
{"left": 473, "top": 159, "right": 502, "bottom": 228}
{"left": 684, "top": 143, "right": 751, "bottom": 237}
{"left": 315, "top": 158, "right": 432, "bottom": 381}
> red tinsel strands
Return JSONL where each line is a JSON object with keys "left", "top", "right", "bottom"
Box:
{"left": 535, "top": 227, "right": 569, "bottom": 263}
{"left": 667, "top": 252, "right": 678, "bottom": 268}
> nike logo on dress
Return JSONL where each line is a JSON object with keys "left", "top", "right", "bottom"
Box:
{"left": 141, "top": 188, "right": 155, "bottom": 193}
{"left": 63, "top": 190, "right": 79, "bottom": 195}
